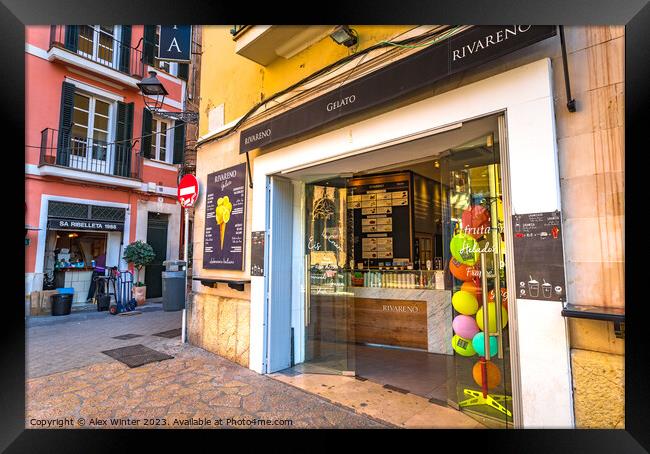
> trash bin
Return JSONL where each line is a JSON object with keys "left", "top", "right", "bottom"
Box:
{"left": 51, "top": 289, "right": 73, "bottom": 316}
{"left": 162, "top": 260, "right": 187, "bottom": 312}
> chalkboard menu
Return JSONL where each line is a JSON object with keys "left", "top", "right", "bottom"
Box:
{"left": 347, "top": 172, "right": 412, "bottom": 268}
{"left": 203, "top": 163, "right": 247, "bottom": 270}
{"left": 250, "top": 231, "right": 265, "bottom": 276}
{"left": 512, "top": 211, "right": 566, "bottom": 302}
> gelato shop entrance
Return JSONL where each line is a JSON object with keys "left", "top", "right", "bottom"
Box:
{"left": 282, "top": 114, "right": 514, "bottom": 428}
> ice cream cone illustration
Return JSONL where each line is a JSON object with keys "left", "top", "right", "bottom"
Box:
{"left": 215, "top": 196, "right": 233, "bottom": 250}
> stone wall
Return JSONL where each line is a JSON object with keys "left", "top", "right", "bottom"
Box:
{"left": 187, "top": 284, "right": 250, "bottom": 367}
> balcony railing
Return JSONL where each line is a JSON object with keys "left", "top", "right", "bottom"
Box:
{"left": 49, "top": 25, "right": 145, "bottom": 79}
{"left": 40, "top": 128, "right": 142, "bottom": 180}
{"left": 230, "top": 25, "right": 250, "bottom": 38}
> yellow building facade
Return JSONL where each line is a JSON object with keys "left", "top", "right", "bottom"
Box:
{"left": 191, "top": 25, "right": 624, "bottom": 429}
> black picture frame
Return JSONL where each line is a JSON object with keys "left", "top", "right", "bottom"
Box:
{"left": 7, "top": 0, "right": 647, "bottom": 451}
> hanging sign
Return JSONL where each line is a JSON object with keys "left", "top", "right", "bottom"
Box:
{"left": 203, "top": 163, "right": 247, "bottom": 270}
{"left": 158, "top": 25, "right": 192, "bottom": 62}
{"left": 177, "top": 174, "right": 199, "bottom": 207}
{"left": 512, "top": 211, "right": 566, "bottom": 302}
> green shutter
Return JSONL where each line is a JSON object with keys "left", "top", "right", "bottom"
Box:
{"left": 173, "top": 119, "right": 186, "bottom": 164}
{"left": 118, "top": 25, "right": 132, "bottom": 74}
{"left": 177, "top": 63, "right": 189, "bottom": 80}
{"left": 114, "top": 102, "right": 134, "bottom": 177}
{"left": 64, "top": 25, "right": 78, "bottom": 51}
{"left": 141, "top": 108, "right": 153, "bottom": 159}
{"left": 143, "top": 25, "right": 156, "bottom": 66}
{"left": 56, "top": 81, "right": 75, "bottom": 166}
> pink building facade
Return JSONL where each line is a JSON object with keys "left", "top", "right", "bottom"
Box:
{"left": 25, "top": 25, "right": 192, "bottom": 306}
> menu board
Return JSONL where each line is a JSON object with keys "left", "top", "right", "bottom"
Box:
{"left": 203, "top": 163, "right": 247, "bottom": 270}
{"left": 250, "top": 231, "right": 265, "bottom": 276}
{"left": 512, "top": 211, "right": 566, "bottom": 302}
{"left": 347, "top": 173, "right": 411, "bottom": 267}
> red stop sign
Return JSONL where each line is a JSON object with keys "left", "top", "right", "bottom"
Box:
{"left": 177, "top": 174, "right": 199, "bottom": 207}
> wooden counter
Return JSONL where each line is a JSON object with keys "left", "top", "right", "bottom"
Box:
{"left": 308, "top": 288, "right": 452, "bottom": 355}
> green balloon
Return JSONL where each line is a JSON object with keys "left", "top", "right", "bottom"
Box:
{"left": 450, "top": 233, "right": 479, "bottom": 265}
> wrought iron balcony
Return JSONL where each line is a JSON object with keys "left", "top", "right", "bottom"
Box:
{"left": 40, "top": 128, "right": 142, "bottom": 180}
{"left": 49, "top": 25, "right": 145, "bottom": 79}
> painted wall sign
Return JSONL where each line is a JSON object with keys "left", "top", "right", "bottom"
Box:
{"left": 239, "top": 25, "right": 556, "bottom": 153}
{"left": 203, "top": 163, "right": 247, "bottom": 270}
{"left": 158, "top": 25, "right": 192, "bottom": 62}
{"left": 47, "top": 218, "right": 124, "bottom": 232}
{"left": 512, "top": 211, "right": 566, "bottom": 302}
{"left": 250, "top": 231, "right": 265, "bottom": 276}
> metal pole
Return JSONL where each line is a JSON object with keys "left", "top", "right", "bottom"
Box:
{"left": 182, "top": 207, "right": 189, "bottom": 343}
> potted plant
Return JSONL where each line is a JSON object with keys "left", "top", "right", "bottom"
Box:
{"left": 123, "top": 240, "right": 155, "bottom": 306}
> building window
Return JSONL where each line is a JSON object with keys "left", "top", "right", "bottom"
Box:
{"left": 154, "top": 26, "right": 178, "bottom": 76}
{"left": 151, "top": 117, "right": 172, "bottom": 163}
{"left": 77, "top": 25, "right": 121, "bottom": 67}
{"left": 70, "top": 92, "right": 112, "bottom": 170}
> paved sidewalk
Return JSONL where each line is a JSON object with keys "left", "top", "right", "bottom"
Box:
{"left": 26, "top": 342, "right": 387, "bottom": 429}
{"left": 27, "top": 310, "right": 182, "bottom": 378}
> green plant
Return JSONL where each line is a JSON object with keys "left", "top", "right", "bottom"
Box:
{"left": 123, "top": 241, "right": 155, "bottom": 286}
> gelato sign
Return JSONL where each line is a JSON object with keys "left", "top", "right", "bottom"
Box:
{"left": 203, "top": 163, "right": 247, "bottom": 270}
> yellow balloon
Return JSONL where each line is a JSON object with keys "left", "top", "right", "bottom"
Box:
{"left": 476, "top": 302, "right": 508, "bottom": 333}
{"left": 452, "top": 334, "right": 476, "bottom": 357}
{"left": 452, "top": 290, "right": 479, "bottom": 315}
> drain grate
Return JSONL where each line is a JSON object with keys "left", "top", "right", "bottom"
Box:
{"left": 152, "top": 328, "right": 182, "bottom": 338}
{"left": 101, "top": 344, "right": 173, "bottom": 368}
{"left": 112, "top": 334, "right": 143, "bottom": 340}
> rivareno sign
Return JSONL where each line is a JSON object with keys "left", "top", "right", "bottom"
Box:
{"left": 240, "top": 25, "right": 556, "bottom": 154}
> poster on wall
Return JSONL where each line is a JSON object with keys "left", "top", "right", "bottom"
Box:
{"left": 512, "top": 211, "right": 566, "bottom": 302}
{"left": 203, "top": 163, "right": 247, "bottom": 270}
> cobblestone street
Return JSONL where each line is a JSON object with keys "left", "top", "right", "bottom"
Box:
{"left": 26, "top": 311, "right": 386, "bottom": 429}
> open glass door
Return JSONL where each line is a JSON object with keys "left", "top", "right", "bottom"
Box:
{"left": 298, "top": 177, "right": 356, "bottom": 376}
{"left": 443, "top": 121, "right": 514, "bottom": 428}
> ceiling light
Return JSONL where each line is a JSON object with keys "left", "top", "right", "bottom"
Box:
{"left": 330, "top": 25, "right": 358, "bottom": 47}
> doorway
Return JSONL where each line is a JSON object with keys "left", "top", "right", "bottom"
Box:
{"left": 145, "top": 212, "right": 169, "bottom": 299}
{"left": 276, "top": 114, "right": 514, "bottom": 428}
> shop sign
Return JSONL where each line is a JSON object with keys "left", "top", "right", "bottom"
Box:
{"left": 47, "top": 218, "right": 124, "bottom": 231}
{"left": 512, "top": 211, "right": 566, "bottom": 302}
{"left": 240, "top": 25, "right": 556, "bottom": 154}
{"left": 158, "top": 25, "right": 192, "bottom": 62}
{"left": 203, "top": 163, "right": 247, "bottom": 270}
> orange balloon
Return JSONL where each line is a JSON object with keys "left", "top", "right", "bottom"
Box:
{"left": 472, "top": 360, "right": 502, "bottom": 389}
{"left": 461, "top": 281, "right": 482, "bottom": 301}
{"left": 489, "top": 287, "right": 508, "bottom": 309}
{"left": 449, "top": 258, "right": 480, "bottom": 282}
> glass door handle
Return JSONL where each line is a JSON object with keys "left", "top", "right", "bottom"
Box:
{"left": 493, "top": 251, "right": 504, "bottom": 359}
{"left": 480, "top": 252, "right": 491, "bottom": 361}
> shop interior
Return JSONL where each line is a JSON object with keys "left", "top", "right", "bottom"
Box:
{"left": 282, "top": 114, "right": 514, "bottom": 427}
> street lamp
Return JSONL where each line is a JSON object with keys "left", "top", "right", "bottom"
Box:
{"left": 136, "top": 70, "right": 198, "bottom": 123}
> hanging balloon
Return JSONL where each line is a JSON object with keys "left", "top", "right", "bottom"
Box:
{"left": 461, "top": 205, "right": 491, "bottom": 239}
{"left": 449, "top": 258, "right": 480, "bottom": 282}
{"left": 461, "top": 280, "right": 482, "bottom": 302}
{"left": 489, "top": 287, "right": 508, "bottom": 309}
{"left": 452, "top": 290, "right": 479, "bottom": 316}
{"left": 472, "top": 360, "right": 502, "bottom": 389}
{"left": 476, "top": 302, "right": 509, "bottom": 333}
{"left": 450, "top": 233, "right": 479, "bottom": 265}
{"left": 472, "top": 332, "right": 498, "bottom": 357}
{"left": 452, "top": 334, "right": 476, "bottom": 357}
{"left": 452, "top": 314, "right": 480, "bottom": 340}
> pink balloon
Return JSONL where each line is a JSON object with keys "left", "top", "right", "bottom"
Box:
{"left": 452, "top": 314, "right": 480, "bottom": 339}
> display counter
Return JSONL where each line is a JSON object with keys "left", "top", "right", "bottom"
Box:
{"left": 308, "top": 270, "right": 453, "bottom": 355}
{"left": 54, "top": 268, "right": 95, "bottom": 304}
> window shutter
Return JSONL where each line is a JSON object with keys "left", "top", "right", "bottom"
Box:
{"left": 119, "top": 25, "right": 132, "bottom": 74}
{"left": 143, "top": 25, "right": 156, "bottom": 66}
{"left": 172, "top": 119, "right": 186, "bottom": 164}
{"left": 141, "top": 108, "right": 153, "bottom": 159}
{"left": 64, "top": 25, "right": 78, "bottom": 52}
{"left": 114, "top": 102, "right": 134, "bottom": 177}
{"left": 56, "top": 81, "right": 75, "bottom": 166}
{"left": 177, "top": 63, "right": 189, "bottom": 80}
